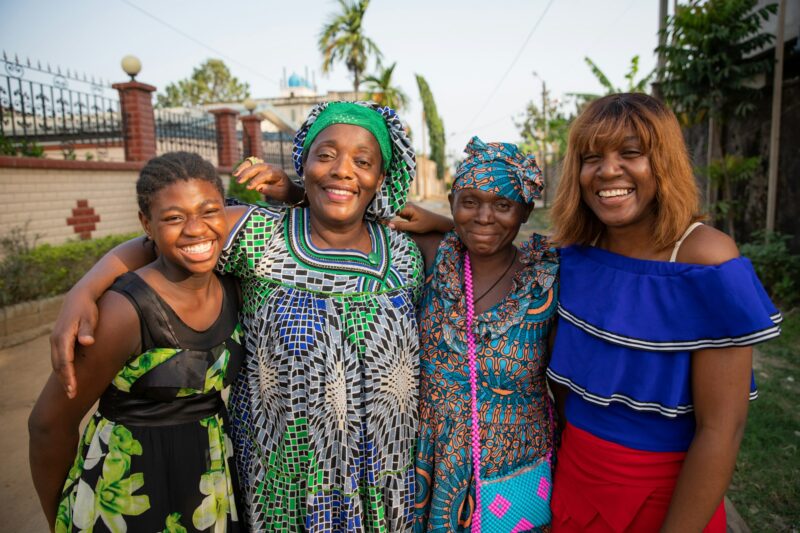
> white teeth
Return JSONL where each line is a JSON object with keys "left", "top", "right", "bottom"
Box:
{"left": 181, "top": 241, "right": 212, "bottom": 254}
{"left": 327, "top": 188, "right": 356, "bottom": 196}
{"left": 598, "top": 188, "right": 633, "bottom": 198}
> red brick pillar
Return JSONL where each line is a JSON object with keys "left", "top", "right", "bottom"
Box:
{"left": 240, "top": 115, "right": 264, "bottom": 160}
{"left": 211, "top": 108, "right": 241, "bottom": 169}
{"left": 112, "top": 81, "right": 157, "bottom": 162}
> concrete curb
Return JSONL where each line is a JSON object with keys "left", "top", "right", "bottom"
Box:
{"left": 0, "top": 294, "right": 64, "bottom": 349}
{"left": 726, "top": 496, "right": 751, "bottom": 533}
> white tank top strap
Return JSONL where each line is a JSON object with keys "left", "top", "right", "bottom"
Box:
{"left": 669, "top": 222, "right": 704, "bottom": 262}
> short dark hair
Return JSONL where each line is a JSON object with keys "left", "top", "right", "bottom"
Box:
{"left": 137, "top": 152, "right": 224, "bottom": 216}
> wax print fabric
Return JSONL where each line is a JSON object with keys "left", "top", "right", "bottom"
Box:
{"left": 57, "top": 272, "right": 244, "bottom": 533}
{"left": 452, "top": 136, "right": 544, "bottom": 206}
{"left": 219, "top": 205, "right": 424, "bottom": 532}
{"left": 414, "top": 232, "right": 559, "bottom": 532}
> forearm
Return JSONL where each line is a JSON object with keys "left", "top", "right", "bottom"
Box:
{"left": 29, "top": 424, "right": 79, "bottom": 529}
{"left": 660, "top": 423, "right": 745, "bottom": 532}
{"left": 286, "top": 180, "right": 306, "bottom": 205}
{"left": 72, "top": 236, "right": 154, "bottom": 299}
{"left": 429, "top": 212, "right": 454, "bottom": 233}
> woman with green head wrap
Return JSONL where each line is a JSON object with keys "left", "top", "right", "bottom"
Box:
{"left": 48, "top": 101, "right": 425, "bottom": 531}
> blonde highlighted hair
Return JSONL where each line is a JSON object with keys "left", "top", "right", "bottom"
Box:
{"left": 551, "top": 93, "right": 702, "bottom": 250}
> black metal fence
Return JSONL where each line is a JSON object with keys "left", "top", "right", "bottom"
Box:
{"left": 155, "top": 109, "right": 218, "bottom": 165}
{"left": 262, "top": 131, "right": 294, "bottom": 170}
{"left": 1, "top": 54, "right": 123, "bottom": 156}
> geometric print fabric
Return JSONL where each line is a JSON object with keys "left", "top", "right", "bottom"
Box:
{"left": 219, "top": 206, "right": 424, "bottom": 532}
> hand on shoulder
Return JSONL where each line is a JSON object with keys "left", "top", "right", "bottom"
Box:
{"left": 676, "top": 224, "right": 739, "bottom": 266}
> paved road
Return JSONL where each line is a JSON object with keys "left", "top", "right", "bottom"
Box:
{"left": 0, "top": 333, "right": 50, "bottom": 532}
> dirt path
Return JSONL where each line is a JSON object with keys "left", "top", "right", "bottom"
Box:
{"left": 0, "top": 333, "right": 50, "bottom": 531}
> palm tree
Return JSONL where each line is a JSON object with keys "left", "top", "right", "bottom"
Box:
{"left": 363, "top": 62, "right": 409, "bottom": 111}
{"left": 318, "top": 0, "right": 382, "bottom": 98}
{"left": 570, "top": 55, "right": 654, "bottom": 108}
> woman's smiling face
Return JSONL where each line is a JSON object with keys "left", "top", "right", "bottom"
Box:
{"left": 140, "top": 178, "right": 227, "bottom": 275}
{"left": 450, "top": 188, "right": 529, "bottom": 257}
{"left": 303, "top": 123, "right": 385, "bottom": 229}
{"left": 579, "top": 129, "right": 657, "bottom": 231}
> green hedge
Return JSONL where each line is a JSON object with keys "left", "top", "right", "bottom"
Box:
{"left": 740, "top": 231, "right": 800, "bottom": 308}
{"left": 0, "top": 232, "right": 140, "bottom": 307}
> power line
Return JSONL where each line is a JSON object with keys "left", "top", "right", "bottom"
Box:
{"left": 118, "top": 0, "right": 279, "bottom": 84}
{"left": 461, "top": 0, "right": 556, "bottom": 132}
{"left": 451, "top": 113, "right": 517, "bottom": 138}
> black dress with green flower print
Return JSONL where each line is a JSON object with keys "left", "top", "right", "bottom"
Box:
{"left": 57, "top": 272, "right": 244, "bottom": 533}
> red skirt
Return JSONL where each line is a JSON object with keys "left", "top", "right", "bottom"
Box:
{"left": 551, "top": 423, "right": 725, "bottom": 532}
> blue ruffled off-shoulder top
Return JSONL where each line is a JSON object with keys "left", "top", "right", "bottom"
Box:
{"left": 547, "top": 245, "right": 782, "bottom": 452}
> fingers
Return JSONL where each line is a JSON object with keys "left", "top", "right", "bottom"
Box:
{"left": 389, "top": 218, "right": 414, "bottom": 232}
{"left": 395, "top": 207, "right": 416, "bottom": 221}
{"left": 50, "top": 308, "right": 97, "bottom": 399}
{"left": 77, "top": 317, "right": 96, "bottom": 347}
{"left": 232, "top": 160, "right": 252, "bottom": 176}
{"left": 50, "top": 325, "right": 78, "bottom": 399}
{"left": 236, "top": 165, "right": 286, "bottom": 192}
{"left": 232, "top": 156, "right": 266, "bottom": 177}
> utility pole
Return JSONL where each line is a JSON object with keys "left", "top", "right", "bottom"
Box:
{"left": 541, "top": 80, "right": 549, "bottom": 207}
{"left": 655, "top": 0, "right": 669, "bottom": 99}
{"left": 766, "top": 0, "right": 787, "bottom": 237}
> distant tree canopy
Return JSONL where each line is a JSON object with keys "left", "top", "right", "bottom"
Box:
{"left": 156, "top": 59, "right": 250, "bottom": 108}
{"left": 515, "top": 98, "right": 572, "bottom": 162}
{"left": 656, "top": 0, "right": 777, "bottom": 238}
{"left": 656, "top": 0, "right": 776, "bottom": 124}
{"left": 364, "top": 62, "right": 409, "bottom": 111}
{"left": 415, "top": 74, "right": 446, "bottom": 180}
{"left": 570, "top": 55, "right": 653, "bottom": 107}
{"left": 319, "top": 0, "right": 382, "bottom": 97}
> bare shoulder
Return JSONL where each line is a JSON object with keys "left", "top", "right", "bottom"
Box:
{"left": 225, "top": 204, "right": 250, "bottom": 227}
{"left": 675, "top": 224, "right": 739, "bottom": 266}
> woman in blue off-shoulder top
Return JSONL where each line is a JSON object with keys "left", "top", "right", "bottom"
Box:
{"left": 547, "top": 93, "right": 781, "bottom": 533}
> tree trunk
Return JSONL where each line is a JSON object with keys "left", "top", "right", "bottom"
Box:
{"left": 719, "top": 123, "right": 736, "bottom": 240}
{"left": 354, "top": 71, "right": 360, "bottom": 101}
{"left": 706, "top": 116, "right": 722, "bottom": 224}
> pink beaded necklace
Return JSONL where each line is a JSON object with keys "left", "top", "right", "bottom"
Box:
{"left": 464, "top": 253, "right": 483, "bottom": 532}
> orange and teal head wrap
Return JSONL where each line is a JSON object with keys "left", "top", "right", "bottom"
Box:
{"left": 452, "top": 136, "right": 544, "bottom": 206}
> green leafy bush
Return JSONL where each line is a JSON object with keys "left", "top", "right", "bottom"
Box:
{"left": 740, "top": 231, "right": 800, "bottom": 307}
{"left": 0, "top": 230, "right": 140, "bottom": 307}
{"left": 226, "top": 174, "right": 262, "bottom": 204}
{"left": 0, "top": 134, "right": 45, "bottom": 157}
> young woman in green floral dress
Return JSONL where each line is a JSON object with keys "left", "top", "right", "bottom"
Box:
{"left": 29, "top": 152, "right": 243, "bottom": 532}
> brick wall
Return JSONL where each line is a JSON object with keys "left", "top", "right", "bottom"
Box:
{"left": 0, "top": 157, "right": 232, "bottom": 250}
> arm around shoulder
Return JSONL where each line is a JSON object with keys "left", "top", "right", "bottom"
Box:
{"left": 31, "top": 290, "right": 140, "bottom": 528}
{"left": 50, "top": 236, "right": 154, "bottom": 398}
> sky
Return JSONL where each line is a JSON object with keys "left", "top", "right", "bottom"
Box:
{"left": 1, "top": 0, "right": 661, "bottom": 166}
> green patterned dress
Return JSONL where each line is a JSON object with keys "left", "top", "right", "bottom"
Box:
{"left": 219, "top": 205, "right": 424, "bottom": 532}
{"left": 57, "top": 272, "right": 244, "bottom": 533}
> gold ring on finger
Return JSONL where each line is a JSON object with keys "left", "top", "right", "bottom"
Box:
{"left": 245, "top": 156, "right": 264, "bottom": 166}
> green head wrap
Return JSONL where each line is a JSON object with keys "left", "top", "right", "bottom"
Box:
{"left": 301, "top": 102, "right": 392, "bottom": 171}
{"left": 293, "top": 101, "right": 416, "bottom": 220}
